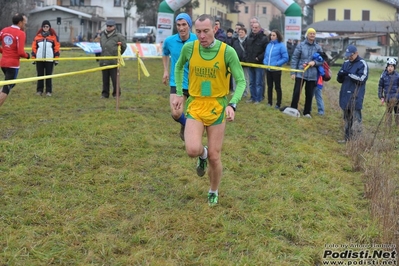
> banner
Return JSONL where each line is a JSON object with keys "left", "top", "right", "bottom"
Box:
{"left": 74, "top": 42, "right": 162, "bottom": 58}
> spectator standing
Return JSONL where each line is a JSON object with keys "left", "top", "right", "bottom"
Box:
{"left": 378, "top": 58, "right": 399, "bottom": 127}
{"left": 173, "top": 14, "right": 246, "bottom": 206}
{"left": 31, "top": 20, "right": 60, "bottom": 97}
{"left": 214, "top": 20, "right": 227, "bottom": 42}
{"left": 99, "top": 19, "right": 127, "bottom": 98}
{"left": 337, "top": 45, "right": 369, "bottom": 142}
{"left": 290, "top": 28, "right": 323, "bottom": 118}
{"left": 263, "top": 29, "right": 288, "bottom": 109}
{"left": 0, "top": 13, "right": 30, "bottom": 108}
{"left": 232, "top": 27, "right": 249, "bottom": 97}
{"left": 162, "top": 13, "right": 197, "bottom": 141}
{"left": 286, "top": 39, "right": 293, "bottom": 63}
{"left": 245, "top": 22, "right": 268, "bottom": 104}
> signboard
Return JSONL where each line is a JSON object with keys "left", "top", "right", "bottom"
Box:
{"left": 156, "top": 12, "right": 174, "bottom": 44}
{"left": 284, "top": 16, "right": 302, "bottom": 44}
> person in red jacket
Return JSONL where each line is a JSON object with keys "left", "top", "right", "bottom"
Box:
{"left": 31, "top": 20, "right": 60, "bottom": 96}
{"left": 0, "top": 13, "right": 30, "bottom": 108}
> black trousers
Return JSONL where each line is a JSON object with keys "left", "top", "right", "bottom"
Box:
{"left": 290, "top": 77, "right": 316, "bottom": 115}
{"left": 1, "top": 67, "right": 19, "bottom": 94}
{"left": 266, "top": 70, "right": 282, "bottom": 106}
{"left": 36, "top": 61, "right": 54, "bottom": 93}
{"left": 102, "top": 68, "right": 119, "bottom": 97}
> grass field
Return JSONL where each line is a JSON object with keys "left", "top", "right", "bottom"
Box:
{"left": 0, "top": 50, "right": 397, "bottom": 265}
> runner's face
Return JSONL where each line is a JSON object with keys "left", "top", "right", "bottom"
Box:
{"left": 176, "top": 19, "right": 190, "bottom": 40}
{"left": 20, "top": 16, "right": 27, "bottom": 31}
{"left": 195, "top": 18, "right": 216, "bottom": 47}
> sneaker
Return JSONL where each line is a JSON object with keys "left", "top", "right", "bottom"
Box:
{"left": 254, "top": 101, "right": 260, "bottom": 105}
{"left": 36, "top": 92, "right": 42, "bottom": 96}
{"left": 246, "top": 99, "right": 254, "bottom": 103}
{"left": 46, "top": 92, "right": 52, "bottom": 97}
{"left": 196, "top": 146, "right": 208, "bottom": 177}
{"left": 337, "top": 139, "right": 347, "bottom": 144}
{"left": 304, "top": 114, "right": 312, "bottom": 118}
{"left": 179, "top": 124, "right": 185, "bottom": 141}
{"left": 275, "top": 105, "right": 280, "bottom": 109}
{"left": 208, "top": 193, "right": 218, "bottom": 206}
{"left": 267, "top": 103, "right": 272, "bottom": 107}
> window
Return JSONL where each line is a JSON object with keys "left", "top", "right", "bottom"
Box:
{"left": 344, "top": 9, "right": 350, "bottom": 20}
{"left": 116, "top": 24, "right": 122, "bottom": 34}
{"left": 362, "top": 10, "right": 370, "bottom": 21}
{"left": 70, "top": 0, "right": 83, "bottom": 6}
{"left": 245, "top": 6, "right": 248, "bottom": 14}
{"left": 263, "top": 7, "right": 267, "bottom": 14}
{"left": 328, "top": 9, "right": 336, "bottom": 21}
{"left": 114, "top": 0, "right": 121, "bottom": 6}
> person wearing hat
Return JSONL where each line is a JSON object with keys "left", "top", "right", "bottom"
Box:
{"left": 31, "top": 19, "right": 60, "bottom": 97}
{"left": 289, "top": 27, "right": 323, "bottom": 118}
{"left": 337, "top": 45, "right": 369, "bottom": 142}
{"left": 378, "top": 57, "right": 399, "bottom": 127}
{"left": 99, "top": 19, "right": 127, "bottom": 98}
{"left": 162, "top": 13, "right": 197, "bottom": 141}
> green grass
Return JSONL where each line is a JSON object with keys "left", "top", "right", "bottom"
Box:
{"left": 0, "top": 51, "right": 394, "bottom": 265}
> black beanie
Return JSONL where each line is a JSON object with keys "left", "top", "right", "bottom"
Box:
{"left": 42, "top": 20, "right": 51, "bottom": 28}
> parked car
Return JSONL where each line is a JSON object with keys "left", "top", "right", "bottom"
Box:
{"left": 132, "top": 26, "right": 156, "bottom": 43}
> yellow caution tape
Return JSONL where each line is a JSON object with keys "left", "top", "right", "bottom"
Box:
{"left": 138, "top": 57, "right": 150, "bottom": 77}
{"left": 240, "top": 62, "right": 306, "bottom": 73}
{"left": 0, "top": 65, "right": 117, "bottom": 86}
{"left": 118, "top": 45, "right": 125, "bottom": 67}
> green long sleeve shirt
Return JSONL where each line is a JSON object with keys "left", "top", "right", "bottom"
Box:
{"left": 175, "top": 40, "right": 246, "bottom": 104}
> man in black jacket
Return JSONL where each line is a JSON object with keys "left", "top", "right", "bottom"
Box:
{"left": 245, "top": 22, "right": 268, "bottom": 103}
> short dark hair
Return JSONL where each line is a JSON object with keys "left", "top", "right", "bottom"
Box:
{"left": 12, "top": 13, "right": 25, "bottom": 25}
{"left": 227, "top": 28, "right": 234, "bottom": 34}
{"left": 196, "top": 14, "right": 215, "bottom": 26}
{"left": 238, "top": 27, "right": 247, "bottom": 34}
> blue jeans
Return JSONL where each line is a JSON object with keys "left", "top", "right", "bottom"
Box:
{"left": 248, "top": 66, "right": 264, "bottom": 102}
{"left": 314, "top": 88, "right": 325, "bottom": 115}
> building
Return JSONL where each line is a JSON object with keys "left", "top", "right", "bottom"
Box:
{"left": 307, "top": 0, "right": 399, "bottom": 57}
{"left": 308, "top": 0, "right": 399, "bottom": 23}
{"left": 236, "top": 0, "right": 282, "bottom": 30}
{"left": 192, "top": 0, "right": 245, "bottom": 30}
{"left": 28, "top": 0, "right": 138, "bottom": 43}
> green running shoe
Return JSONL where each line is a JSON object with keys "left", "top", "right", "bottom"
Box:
{"left": 196, "top": 146, "right": 208, "bottom": 177}
{"left": 208, "top": 193, "right": 218, "bottom": 206}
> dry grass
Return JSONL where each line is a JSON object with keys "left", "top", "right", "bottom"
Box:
{"left": 0, "top": 51, "right": 396, "bottom": 265}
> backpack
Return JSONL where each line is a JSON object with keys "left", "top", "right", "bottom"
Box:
{"left": 322, "top": 61, "right": 332, "bottom": 82}
{"left": 319, "top": 51, "right": 332, "bottom": 82}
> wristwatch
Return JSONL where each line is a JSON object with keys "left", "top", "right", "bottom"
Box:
{"left": 228, "top": 103, "right": 237, "bottom": 112}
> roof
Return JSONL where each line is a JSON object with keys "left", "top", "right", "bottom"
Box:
{"left": 308, "top": 0, "right": 399, "bottom": 8}
{"left": 29, "top": 5, "right": 92, "bottom": 19}
{"left": 306, "top": 20, "right": 399, "bottom": 33}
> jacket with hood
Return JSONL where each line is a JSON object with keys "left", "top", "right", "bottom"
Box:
{"left": 290, "top": 39, "right": 323, "bottom": 80}
{"left": 337, "top": 55, "right": 369, "bottom": 110}
{"left": 263, "top": 39, "right": 289, "bottom": 71}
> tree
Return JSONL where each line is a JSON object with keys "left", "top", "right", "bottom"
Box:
{"left": 0, "top": 0, "right": 26, "bottom": 29}
{"left": 123, "top": 0, "right": 135, "bottom": 37}
{"left": 269, "top": 15, "right": 283, "bottom": 33}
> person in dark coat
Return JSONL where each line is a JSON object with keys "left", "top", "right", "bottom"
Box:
{"left": 214, "top": 20, "right": 227, "bottom": 42}
{"left": 232, "top": 27, "right": 249, "bottom": 96}
{"left": 245, "top": 22, "right": 268, "bottom": 103}
{"left": 337, "top": 45, "right": 369, "bottom": 142}
{"left": 378, "top": 58, "right": 399, "bottom": 127}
